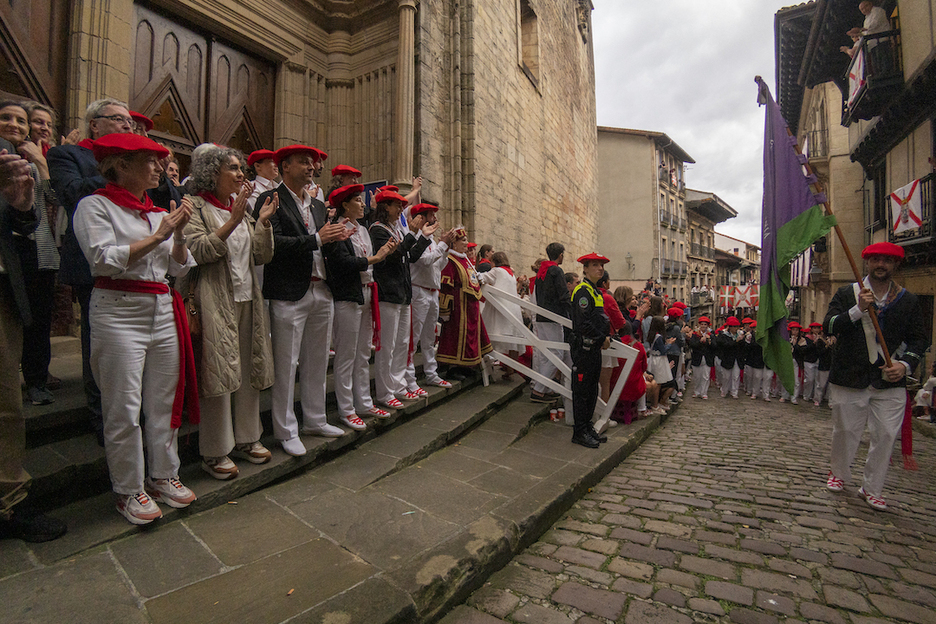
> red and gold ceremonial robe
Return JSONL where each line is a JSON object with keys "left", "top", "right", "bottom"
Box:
{"left": 438, "top": 252, "right": 492, "bottom": 366}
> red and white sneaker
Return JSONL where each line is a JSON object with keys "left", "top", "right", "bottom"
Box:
{"left": 340, "top": 414, "right": 367, "bottom": 431}
{"left": 826, "top": 472, "right": 844, "bottom": 492}
{"left": 409, "top": 387, "right": 429, "bottom": 398}
{"left": 116, "top": 491, "right": 163, "bottom": 525}
{"left": 380, "top": 398, "right": 404, "bottom": 409}
{"left": 401, "top": 391, "right": 421, "bottom": 400}
{"left": 146, "top": 477, "right": 197, "bottom": 509}
{"left": 858, "top": 487, "right": 887, "bottom": 511}
{"left": 426, "top": 378, "right": 452, "bottom": 388}
{"left": 363, "top": 406, "right": 392, "bottom": 419}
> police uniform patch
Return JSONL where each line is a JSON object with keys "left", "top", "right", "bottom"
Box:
{"left": 578, "top": 297, "right": 589, "bottom": 309}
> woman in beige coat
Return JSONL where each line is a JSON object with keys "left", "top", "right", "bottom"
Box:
{"left": 179, "top": 144, "right": 278, "bottom": 479}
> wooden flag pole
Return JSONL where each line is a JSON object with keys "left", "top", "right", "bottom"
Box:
{"left": 784, "top": 126, "right": 893, "bottom": 367}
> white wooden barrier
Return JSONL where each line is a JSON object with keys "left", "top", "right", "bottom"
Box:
{"left": 480, "top": 284, "right": 638, "bottom": 433}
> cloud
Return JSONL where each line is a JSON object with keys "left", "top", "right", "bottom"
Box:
{"left": 593, "top": 0, "right": 795, "bottom": 247}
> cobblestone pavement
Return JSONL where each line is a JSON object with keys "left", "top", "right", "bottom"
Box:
{"left": 445, "top": 394, "right": 936, "bottom": 624}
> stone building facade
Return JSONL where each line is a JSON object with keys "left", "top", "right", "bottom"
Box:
{"left": 597, "top": 126, "right": 694, "bottom": 299}
{"left": 685, "top": 189, "right": 737, "bottom": 319}
{"left": 0, "top": 0, "right": 599, "bottom": 274}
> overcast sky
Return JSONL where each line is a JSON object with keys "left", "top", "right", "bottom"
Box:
{"left": 592, "top": 0, "right": 796, "bottom": 247}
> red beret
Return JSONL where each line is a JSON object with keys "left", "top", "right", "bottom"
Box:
{"left": 809, "top": 322, "right": 823, "bottom": 329}
{"left": 328, "top": 184, "right": 364, "bottom": 208}
{"left": 742, "top": 317, "right": 754, "bottom": 324}
{"left": 129, "top": 111, "right": 153, "bottom": 132}
{"left": 379, "top": 185, "right": 399, "bottom": 193}
{"left": 92, "top": 133, "right": 169, "bottom": 161}
{"left": 725, "top": 316, "right": 741, "bottom": 327}
{"left": 666, "top": 307, "right": 684, "bottom": 318}
{"left": 467, "top": 242, "right": 478, "bottom": 249}
{"left": 577, "top": 252, "right": 610, "bottom": 265}
{"left": 315, "top": 148, "right": 328, "bottom": 161}
{"left": 247, "top": 150, "right": 275, "bottom": 167}
{"left": 375, "top": 189, "right": 407, "bottom": 205}
{"left": 787, "top": 321, "right": 802, "bottom": 330}
{"left": 672, "top": 301, "right": 688, "bottom": 309}
{"left": 274, "top": 144, "right": 320, "bottom": 166}
{"left": 698, "top": 316, "right": 711, "bottom": 324}
{"left": 331, "top": 164, "right": 361, "bottom": 178}
{"left": 861, "top": 241, "right": 904, "bottom": 260}
{"left": 750, "top": 321, "right": 757, "bottom": 328}
{"left": 410, "top": 203, "right": 439, "bottom": 216}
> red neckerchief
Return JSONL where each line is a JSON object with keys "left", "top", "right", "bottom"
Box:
{"left": 78, "top": 138, "right": 95, "bottom": 150}
{"left": 535, "top": 260, "right": 557, "bottom": 283}
{"left": 501, "top": 265, "right": 514, "bottom": 277}
{"left": 93, "top": 183, "right": 165, "bottom": 214}
{"left": 198, "top": 192, "right": 231, "bottom": 212}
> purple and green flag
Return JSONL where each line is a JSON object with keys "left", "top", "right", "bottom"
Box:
{"left": 754, "top": 77, "right": 836, "bottom": 393}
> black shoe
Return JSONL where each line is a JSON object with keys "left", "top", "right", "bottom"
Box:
{"left": 531, "top": 391, "right": 560, "bottom": 404}
{"left": 0, "top": 509, "right": 67, "bottom": 543}
{"left": 590, "top": 427, "right": 608, "bottom": 443}
{"left": 571, "top": 431, "right": 600, "bottom": 448}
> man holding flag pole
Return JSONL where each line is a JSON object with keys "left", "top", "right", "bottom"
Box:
{"left": 753, "top": 76, "right": 927, "bottom": 512}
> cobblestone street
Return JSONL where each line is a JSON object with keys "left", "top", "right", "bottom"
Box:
{"left": 446, "top": 395, "right": 936, "bottom": 624}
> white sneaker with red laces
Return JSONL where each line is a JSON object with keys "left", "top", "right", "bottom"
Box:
{"left": 826, "top": 472, "right": 844, "bottom": 492}
{"left": 380, "top": 398, "right": 404, "bottom": 409}
{"left": 858, "top": 487, "right": 887, "bottom": 511}
{"left": 116, "top": 491, "right": 163, "bottom": 525}
{"left": 408, "top": 387, "right": 429, "bottom": 397}
{"left": 426, "top": 378, "right": 452, "bottom": 388}
{"left": 146, "top": 477, "right": 197, "bottom": 509}
{"left": 363, "top": 406, "right": 392, "bottom": 419}
{"left": 340, "top": 414, "right": 367, "bottom": 431}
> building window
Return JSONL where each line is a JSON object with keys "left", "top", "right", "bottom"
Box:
{"left": 518, "top": 0, "right": 539, "bottom": 87}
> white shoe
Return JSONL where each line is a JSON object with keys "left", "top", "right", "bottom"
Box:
{"left": 201, "top": 456, "right": 239, "bottom": 480}
{"left": 146, "top": 477, "right": 197, "bottom": 509}
{"left": 426, "top": 378, "right": 453, "bottom": 388}
{"left": 280, "top": 437, "right": 307, "bottom": 456}
{"left": 302, "top": 423, "right": 346, "bottom": 437}
{"left": 339, "top": 414, "right": 367, "bottom": 431}
{"left": 115, "top": 491, "right": 162, "bottom": 525}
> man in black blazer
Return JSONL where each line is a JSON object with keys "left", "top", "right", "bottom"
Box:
{"left": 253, "top": 145, "right": 350, "bottom": 457}
{"left": 0, "top": 141, "right": 66, "bottom": 542}
{"left": 823, "top": 242, "right": 928, "bottom": 511}
{"left": 47, "top": 99, "right": 133, "bottom": 443}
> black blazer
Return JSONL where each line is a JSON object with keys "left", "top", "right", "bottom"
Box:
{"left": 688, "top": 332, "right": 715, "bottom": 367}
{"left": 715, "top": 330, "right": 743, "bottom": 369}
{"left": 534, "top": 265, "right": 571, "bottom": 323}
{"left": 0, "top": 137, "right": 38, "bottom": 325}
{"left": 369, "top": 221, "right": 430, "bottom": 305}
{"left": 823, "top": 282, "right": 927, "bottom": 389}
{"left": 324, "top": 236, "right": 368, "bottom": 304}
{"left": 254, "top": 183, "right": 329, "bottom": 302}
{"left": 47, "top": 143, "right": 106, "bottom": 287}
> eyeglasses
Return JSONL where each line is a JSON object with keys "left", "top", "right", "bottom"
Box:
{"left": 94, "top": 114, "right": 133, "bottom": 125}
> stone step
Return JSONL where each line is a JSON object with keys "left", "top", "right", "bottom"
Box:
{"left": 18, "top": 375, "right": 524, "bottom": 566}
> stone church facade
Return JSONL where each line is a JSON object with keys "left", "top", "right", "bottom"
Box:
{"left": 2, "top": 0, "right": 598, "bottom": 272}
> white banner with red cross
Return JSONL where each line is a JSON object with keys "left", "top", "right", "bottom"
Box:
{"left": 890, "top": 179, "right": 923, "bottom": 234}
{"left": 718, "top": 286, "right": 735, "bottom": 309}
{"left": 734, "top": 285, "right": 759, "bottom": 309}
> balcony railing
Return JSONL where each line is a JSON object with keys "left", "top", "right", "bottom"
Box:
{"left": 889, "top": 172, "right": 934, "bottom": 246}
{"left": 842, "top": 30, "right": 903, "bottom": 126}
{"left": 679, "top": 261, "right": 688, "bottom": 275}
{"left": 806, "top": 128, "right": 829, "bottom": 160}
{"left": 678, "top": 217, "right": 687, "bottom": 231}
{"left": 660, "top": 209, "right": 670, "bottom": 224}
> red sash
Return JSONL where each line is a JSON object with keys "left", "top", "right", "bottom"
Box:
{"left": 198, "top": 192, "right": 231, "bottom": 212}
{"left": 93, "top": 183, "right": 165, "bottom": 215}
{"left": 367, "top": 282, "right": 381, "bottom": 351}
{"left": 94, "top": 276, "right": 200, "bottom": 428}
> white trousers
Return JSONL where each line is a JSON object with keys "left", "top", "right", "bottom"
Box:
{"left": 91, "top": 290, "right": 180, "bottom": 495}
{"left": 748, "top": 367, "right": 773, "bottom": 399}
{"left": 743, "top": 365, "right": 755, "bottom": 394}
{"left": 692, "top": 364, "right": 711, "bottom": 397}
{"left": 375, "top": 302, "right": 410, "bottom": 403}
{"left": 713, "top": 356, "right": 723, "bottom": 389}
{"left": 720, "top": 363, "right": 740, "bottom": 397}
{"left": 781, "top": 361, "right": 802, "bottom": 400}
{"left": 333, "top": 297, "right": 376, "bottom": 416}
{"left": 802, "top": 361, "right": 819, "bottom": 400}
{"left": 814, "top": 370, "right": 830, "bottom": 403}
{"left": 269, "top": 282, "right": 333, "bottom": 441}
{"left": 829, "top": 384, "right": 905, "bottom": 498}
{"left": 199, "top": 301, "right": 262, "bottom": 458}
{"left": 532, "top": 321, "right": 571, "bottom": 394}
{"left": 406, "top": 286, "right": 441, "bottom": 388}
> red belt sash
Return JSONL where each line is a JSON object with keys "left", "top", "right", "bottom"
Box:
{"left": 94, "top": 276, "right": 200, "bottom": 428}
{"left": 365, "top": 282, "right": 381, "bottom": 351}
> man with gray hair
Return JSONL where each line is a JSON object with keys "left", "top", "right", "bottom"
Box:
{"left": 47, "top": 98, "right": 133, "bottom": 445}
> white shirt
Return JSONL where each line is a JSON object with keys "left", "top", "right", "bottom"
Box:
{"left": 285, "top": 184, "right": 326, "bottom": 280}
{"left": 863, "top": 6, "right": 888, "bottom": 35}
{"left": 410, "top": 237, "right": 450, "bottom": 290}
{"left": 204, "top": 202, "right": 253, "bottom": 302}
{"left": 247, "top": 176, "right": 276, "bottom": 211}
{"left": 349, "top": 223, "right": 374, "bottom": 285}
{"left": 74, "top": 194, "right": 195, "bottom": 281}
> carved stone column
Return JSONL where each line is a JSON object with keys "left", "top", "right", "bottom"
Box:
{"left": 393, "top": 0, "right": 417, "bottom": 186}
{"left": 276, "top": 60, "right": 309, "bottom": 146}
{"left": 67, "top": 0, "right": 134, "bottom": 132}
{"left": 326, "top": 31, "right": 354, "bottom": 165}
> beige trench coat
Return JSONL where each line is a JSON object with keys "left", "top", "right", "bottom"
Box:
{"left": 178, "top": 195, "right": 275, "bottom": 397}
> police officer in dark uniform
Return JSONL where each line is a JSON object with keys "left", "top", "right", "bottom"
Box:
{"left": 570, "top": 253, "right": 611, "bottom": 448}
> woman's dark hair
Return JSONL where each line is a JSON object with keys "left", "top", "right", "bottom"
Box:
{"left": 597, "top": 271, "right": 610, "bottom": 288}
{"left": 333, "top": 192, "right": 362, "bottom": 219}
{"left": 479, "top": 244, "right": 493, "bottom": 260}
{"left": 373, "top": 200, "right": 397, "bottom": 224}
{"left": 648, "top": 295, "right": 665, "bottom": 317}
{"left": 491, "top": 251, "right": 509, "bottom": 267}
{"left": 648, "top": 315, "right": 666, "bottom": 343}
{"left": 619, "top": 318, "right": 634, "bottom": 337}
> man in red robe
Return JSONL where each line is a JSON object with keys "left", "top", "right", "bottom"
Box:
{"left": 438, "top": 227, "right": 491, "bottom": 372}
